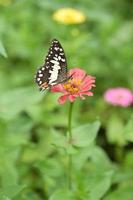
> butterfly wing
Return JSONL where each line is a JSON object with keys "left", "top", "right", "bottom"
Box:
{"left": 35, "top": 39, "right": 68, "bottom": 90}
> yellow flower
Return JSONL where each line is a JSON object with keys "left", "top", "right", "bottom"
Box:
{"left": 53, "top": 8, "right": 86, "bottom": 25}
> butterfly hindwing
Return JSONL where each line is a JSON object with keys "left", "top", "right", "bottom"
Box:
{"left": 35, "top": 39, "right": 68, "bottom": 90}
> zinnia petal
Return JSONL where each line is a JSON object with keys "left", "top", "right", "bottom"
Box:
{"left": 51, "top": 67, "right": 96, "bottom": 104}
{"left": 80, "top": 91, "right": 93, "bottom": 96}
{"left": 68, "top": 95, "right": 76, "bottom": 102}
{"left": 104, "top": 87, "right": 133, "bottom": 107}
{"left": 58, "top": 95, "right": 68, "bottom": 104}
{"left": 81, "top": 76, "right": 95, "bottom": 91}
{"left": 69, "top": 68, "right": 86, "bottom": 80}
{"left": 51, "top": 84, "right": 66, "bottom": 93}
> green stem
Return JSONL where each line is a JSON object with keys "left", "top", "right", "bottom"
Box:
{"left": 68, "top": 102, "right": 74, "bottom": 190}
{"left": 68, "top": 102, "right": 73, "bottom": 141}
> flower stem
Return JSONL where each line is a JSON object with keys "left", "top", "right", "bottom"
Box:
{"left": 68, "top": 102, "right": 73, "bottom": 141}
{"left": 68, "top": 102, "right": 74, "bottom": 190}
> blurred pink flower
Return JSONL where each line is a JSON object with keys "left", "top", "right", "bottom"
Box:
{"left": 104, "top": 87, "right": 133, "bottom": 107}
{"left": 51, "top": 68, "right": 95, "bottom": 104}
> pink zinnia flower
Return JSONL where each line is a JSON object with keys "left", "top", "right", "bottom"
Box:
{"left": 51, "top": 68, "right": 95, "bottom": 104}
{"left": 104, "top": 87, "right": 133, "bottom": 107}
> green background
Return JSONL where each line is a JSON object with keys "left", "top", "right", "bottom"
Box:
{"left": 0, "top": 0, "right": 133, "bottom": 199}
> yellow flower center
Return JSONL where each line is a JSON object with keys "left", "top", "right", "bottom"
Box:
{"left": 64, "top": 79, "right": 81, "bottom": 94}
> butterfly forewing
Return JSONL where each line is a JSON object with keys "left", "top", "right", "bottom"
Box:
{"left": 35, "top": 39, "right": 68, "bottom": 90}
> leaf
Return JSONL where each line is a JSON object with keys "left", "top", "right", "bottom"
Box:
{"left": 0, "top": 184, "right": 25, "bottom": 199}
{"left": 0, "top": 87, "right": 43, "bottom": 120}
{"left": 51, "top": 129, "right": 77, "bottom": 155}
{"left": 51, "top": 129, "right": 67, "bottom": 149}
{"left": 49, "top": 189, "right": 74, "bottom": 200}
{"left": 35, "top": 159, "right": 63, "bottom": 178}
{"left": 5, "top": 115, "right": 33, "bottom": 146}
{"left": 123, "top": 115, "right": 133, "bottom": 142}
{"left": 123, "top": 151, "right": 133, "bottom": 168}
{"left": 0, "top": 41, "right": 7, "bottom": 58}
{"left": 87, "top": 171, "right": 114, "bottom": 200}
{"left": 113, "top": 169, "right": 133, "bottom": 183}
{"left": 73, "top": 144, "right": 95, "bottom": 170}
{"left": 72, "top": 121, "right": 101, "bottom": 147}
{"left": 104, "top": 185, "right": 133, "bottom": 200}
{"left": 106, "top": 115, "right": 125, "bottom": 146}
{"left": 89, "top": 146, "right": 113, "bottom": 171}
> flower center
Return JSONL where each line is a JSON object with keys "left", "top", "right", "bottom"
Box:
{"left": 63, "top": 79, "right": 81, "bottom": 94}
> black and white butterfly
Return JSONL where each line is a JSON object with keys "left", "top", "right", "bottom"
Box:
{"left": 35, "top": 39, "right": 70, "bottom": 91}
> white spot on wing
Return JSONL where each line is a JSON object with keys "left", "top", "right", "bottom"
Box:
{"left": 54, "top": 47, "right": 59, "bottom": 51}
{"left": 61, "top": 58, "right": 65, "bottom": 62}
{"left": 48, "top": 60, "right": 61, "bottom": 84}
{"left": 53, "top": 57, "right": 58, "bottom": 61}
{"left": 50, "top": 60, "right": 59, "bottom": 64}
{"left": 58, "top": 56, "right": 61, "bottom": 60}
{"left": 39, "top": 74, "right": 43, "bottom": 77}
{"left": 50, "top": 82, "right": 57, "bottom": 85}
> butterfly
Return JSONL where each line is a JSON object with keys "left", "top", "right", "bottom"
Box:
{"left": 35, "top": 39, "right": 71, "bottom": 91}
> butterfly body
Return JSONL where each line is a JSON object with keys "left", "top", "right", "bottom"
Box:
{"left": 35, "top": 39, "right": 69, "bottom": 91}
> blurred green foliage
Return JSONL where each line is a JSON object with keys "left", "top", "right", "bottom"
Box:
{"left": 0, "top": 0, "right": 133, "bottom": 199}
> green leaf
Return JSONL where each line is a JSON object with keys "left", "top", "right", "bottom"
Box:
{"left": 35, "top": 159, "right": 63, "bottom": 178}
{"left": 72, "top": 121, "right": 101, "bottom": 147}
{"left": 0, "top": 87, "right": 43, "bottom": 120}
{"left": 51, "top": 129, "right": 67, "bottom": 149}
{"left": 106, "top": 115, "right": 125, "bottom": 146}
{"left": 51, "top": 129, "right": 77, "bottom": 155}
{"left": 0, "top": 41, "right": 7, "bottom": 58}
{"left": 123, "top": 115, "right": 133, "bottom": 142}
{"left": 113, "top": 169, "right": 133, "bottom": 183}
{"left": 87, "top": 171, "right": 114, "bottom": 200}
{"left": 89, "top": 146, "right": 113, "bottom": 171}
{"left": 0, "top": 184, "right": 25, "bottom": 199}
{"left": 104, "top": 185, "right": 133, "bottom": 200}
{"left": 73, "top": 144, "right": 95, "bottom": 170}
{"left": 123, "top": 151, "right": 133, "bottom": 168}
{"left": 49, "top": 189, "right": 74, "bottom": 200}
